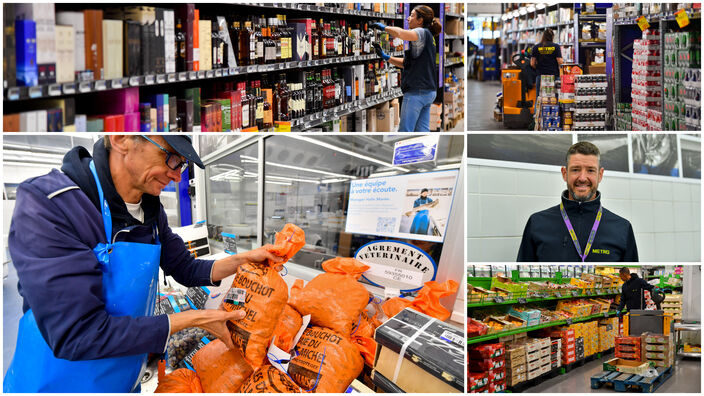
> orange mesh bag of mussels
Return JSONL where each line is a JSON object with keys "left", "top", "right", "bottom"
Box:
{"left": 222, "top": 224, "right": 305, "bottom": 367}
{"left": 288, "top": 326, "right": 364, "bottom": 393}
{"left": 154, "top": 368, "right": 203, "bottom": 393}
{"left": 191, "top": 339, "right": 253, "bottom": 392}
{"left": 289, "top": 257, "right": 370, "bottom": 336}
{"left": 240, "top": 365, "right": 302, "bottom": 393}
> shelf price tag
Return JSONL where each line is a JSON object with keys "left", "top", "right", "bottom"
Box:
{"left": 517, "top": 298, "right": 527, "bottom": 304}
{"left": 554, "top": 292, "right": 562, "bottom": 298}
{"left": 493, "top": 296, "right": 505, "bottom": 303}
{"left": 603, "top": 313, "right": 609, "bottom": 318}
{"left": 675, "top": 9, "right": 690, "bottom": 28}
{"left": 637, "top": 16, "right": 650, "bottom": 31}
{"left": 572, "top": 291, "right": 580, "bottom": 297}
{"left": 566, "top": 318, "right": 573, "bottom": 325}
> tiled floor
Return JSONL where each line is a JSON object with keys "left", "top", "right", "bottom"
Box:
{"left": 466, "top": 79, "right": 509, "bottom": 131}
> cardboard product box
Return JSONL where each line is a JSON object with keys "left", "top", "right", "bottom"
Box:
{"left": 587, "top": 63, "right": 606, "bottom": 75}
{"left": 469, "top": 343, "right": 505, "bottom": 360}
{"left": 488, "top": 380, "right": 506, "bottom": 393}
{"left": 354, "top": 110, "right": 366, "bottom": 133}
{"left": 488, "top": 367, "right": 506, "bottom": 383}
{"left": 371, "top": 370, "right": 404, "bottom": 393}
{"left": 445, "top": 18, "right": 461, "bottom": 36}
{"left": 539, "top": 356, "right": 551, "bottom": 366}
{"left": 288, "top": 19, "right": 312, "bottom": 61}
{"left": 540, "top": 362, "right": 552, "bottom": 374}
{"left": 615, "top": 350, "right": 641, "bottom": 360}
{"left": 507, "top": 371, "right": 526, "bottom": 387}
{"left": 527, "top": 366, "right": 542, "bottom": 380}
{"left": 643, "top": 343, "right": 671, "bottom": 352}
{"left": 391, "top": 98, "right": 399, "bottom": 126}
{"left": 366, "top": 108, "right": 376, "bottom": 132}
{"left": 375, "top": 101, "right": 393, "bottom": 132}
{"left": 468, "top": 356, "right": 505, "bottom": 372}
{"left": 506, "top": 363, "right": 526, "bottom": 375}
{"left": 562, "top": 349, "right": 576, "bottom": 364}
{"left": 642, "top": 333, "right": 673, "bottom": 345}
{"left": 468, "top": 372, "right": 488, "bottom": 391}
{"left": 526, "top": 356, "right": 542, "bottom": 372}
{"left": 643, "top": 350, "right": 673, "bottom": 360}
{"left": 603, "top": 358, "right": 651, "bottom": 375}
{"left": 374, "top": 308, "right": 463, "bottom": 393}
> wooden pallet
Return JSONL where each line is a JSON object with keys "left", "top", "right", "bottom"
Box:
{"left": 590, "top": 366, "right": 674, "bottom": 393}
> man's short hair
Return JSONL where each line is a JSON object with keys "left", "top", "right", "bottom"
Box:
{"left": 566, "top": 141, "right": 601, "bottom": 166}
{"left": 103, "top": 135, "right": 141, "bottom": 151}
{"left": 421, "top": 188, "right": 429, "bottom": 193}
{"left": 619, "top": 267, "right": 630, "bottom": 276}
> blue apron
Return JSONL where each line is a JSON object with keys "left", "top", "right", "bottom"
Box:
{"left": 4, "top": 160, "right": 161, "bottom": 393}
{"left": 410, "top": 197, "right": 432, "bottom": 235}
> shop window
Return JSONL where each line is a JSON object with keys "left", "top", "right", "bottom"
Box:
{"left": 204, "top": 142, "right": 259, "bottom": 252}
{"left": 262, "top": 135, "right": 462, "bottom": 285}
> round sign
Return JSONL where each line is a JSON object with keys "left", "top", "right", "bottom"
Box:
{"left": 355, "top": 240, "right": 437, "bottom": 292}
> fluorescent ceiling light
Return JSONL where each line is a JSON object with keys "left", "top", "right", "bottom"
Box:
{"left": 369, "top": 170, "right": 399, "bottom": 178}
{"left": 267, "top": 175, "right": 320, "bottom": 184}
{"left": 264, "top": 180, "right": 292, "bottom": 186}
{"left": 527, "top": 6, "right": 536, "bottom": 13}
{"left": 266, "top": 161, "right": 355, "bottom": 179}
{"left": 240, "top": 155, "right": 258, "bottom": 161}
{"left": 519, "top": 7, "right": 527, "bottom": 15}
{"left": 320, "top": 178, "right": 350, "bottom": 184}
{"left": 434, "top": 163, "right": 461, "bottom": 170}
{"left": 287, "top": 136, "right": 409, "bottom": 172}
{"left": 536, "top": 3, "right": 546, "bottom": 10}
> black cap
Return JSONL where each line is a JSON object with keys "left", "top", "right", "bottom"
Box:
{"left": 162, "top": 135, "right": 204, "bottom": 169}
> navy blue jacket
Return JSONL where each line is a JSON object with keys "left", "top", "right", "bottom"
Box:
{"left": 517, "top": 191, "right": 638, "bottom": 262}
{"left": 616, "top": 273, "right": 655, "bottom": 313}
{"left": 9, "top": 139, "right": 217, "bottom": 361}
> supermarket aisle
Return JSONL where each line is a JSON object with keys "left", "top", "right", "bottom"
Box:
{"left": 467, "top": 80, "right": 507, "bottom": 131}
{"left": 534, "top": 356, "right": 701, "bottom": 393}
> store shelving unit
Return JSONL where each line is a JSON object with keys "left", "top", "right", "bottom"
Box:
{"left": 3, "top": 2, "right": 407, "bottom": 132}
{"left": 612, "top": 6, "right": 701, "bottom": 131}
{"left": 442, "top": 4, "right": 464, "bottom": 130}
{"left": 468, "top": 311, "right": 620, "bottom": 345}
{"left": 500, "top": 3, "right": 577, "bottom": 68}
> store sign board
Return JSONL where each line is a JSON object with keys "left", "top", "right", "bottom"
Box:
{"left": 345, "top": 169, "right": 459, "bottom": 243}
{"left": 355, "top": 240, "right": 437, "bottom": 292}
{"left": 392, "top": 135, "right": 439, "bottom": 165}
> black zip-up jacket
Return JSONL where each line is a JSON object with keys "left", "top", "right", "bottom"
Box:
{"left": 517, "top": 190, "right": 638, "bottom": 262}
{"left": 616, "top": 273, "right": 655, "bottom": 314}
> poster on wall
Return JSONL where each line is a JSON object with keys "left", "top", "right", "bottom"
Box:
{"left": 631, "top": 134, "right": 679, "bottom": 177}
{"left": 467, "top": 134, "right": 572, "bottom": 166}
{"left": 681, "top": 137, "right": 701, "bottom": 179}
{"left": 345, "top": 170, "right": 459, "bottom": 243}
{"left": 577, "top": 134, "right": 629, "bottom": 172}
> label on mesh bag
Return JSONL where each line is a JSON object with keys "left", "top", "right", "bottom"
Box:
{"left": 224, "top": 287, "right": 247, "bottom": 306}
{"left": 228, "top": 320, "right": 252, "bottom": 353}
{"left": 289, "top": 361, "right": 321, "bottom": 390}
{"left": 178, "top": 336, "right": 211, "bottom": 371}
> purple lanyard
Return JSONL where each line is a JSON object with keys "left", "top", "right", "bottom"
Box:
{"left": 559, "top": 202, "right": 603, "bottom": 262}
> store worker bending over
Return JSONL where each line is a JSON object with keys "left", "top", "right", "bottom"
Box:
{"left": 4, "top": 135, "right": 285, "bottom": 393}
{"left": 517, "top": 141, "right": 638, "bottom": 262}
{"left": 616, "top": 267, "right": 663, "bottom": 317}
{"left": 372, "top": 5, "right": 441, "bottom": 132}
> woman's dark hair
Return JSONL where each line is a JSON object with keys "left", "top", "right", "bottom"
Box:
{"left": 421, "top": 188, "right": 429, "bottom": 194}
{"left": 540, "top": 28, "right": 555, "bottom": 44}
{"left": 413, "top": 5, "right": 442, "bottom": 37}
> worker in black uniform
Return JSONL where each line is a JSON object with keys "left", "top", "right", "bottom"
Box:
{"left": 616, "top": 267, "right": 665, "bottom": 316}
{"left": 530, "top": 28, "right": 563, "bottom": 114}
{"left": 517, "top": 141, "right": 639, "bottom": 261}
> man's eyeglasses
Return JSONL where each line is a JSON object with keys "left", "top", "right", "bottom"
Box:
{"left": 141, "top": 135, "right": 188, "bottom": 172}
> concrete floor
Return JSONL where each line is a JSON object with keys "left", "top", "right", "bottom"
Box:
{"left": 466, "top": 79, "right": 509, "bottom": 131}
{"left": 525, "top": 354, "right": 701, "bottom": 393}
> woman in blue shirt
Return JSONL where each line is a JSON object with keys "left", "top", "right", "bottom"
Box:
{"left": 372, "top": 5, "right": 442, "bottom": 131}
{"left": 406, "top": 188, "right": 439, "bottom": 235}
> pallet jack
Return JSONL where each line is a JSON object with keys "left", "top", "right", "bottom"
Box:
{"left": 501, "top": 49, "right": 537, "bottom": 129}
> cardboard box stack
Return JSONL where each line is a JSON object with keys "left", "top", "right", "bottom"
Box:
{"left": 524, "top": 338, "right": 551, "bottom": 380}
{"left": 575, "top": 336, "right": 585, "bottom": 360}
{"left": 468, "top": 343, "right": 505, "bottom": 393}
{"left": 662, "top": 294, "right": 683, "bottom": 320}
{"left": 598, "top": 317, "right": 619, "bottom": 352}
{"left": 429, "top": 103, "right": 442, "bottom": 130}
{"left": 551, "top": 328, "right": 577, "bottom": 365}
{"left": 505, "top": 345, "right": 527, "bottom": 387}
{"left": 615, "top": 336, "right": 642, "bottom": 361}
{"left": 631, "top": 28, "right": 662, "bottom": 130}
{"left": 550, "top": 339, "right": 562, "bottom": 369}
{"left": 642, "top": 333, "right": 675, "bottom": 368}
